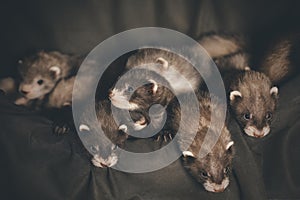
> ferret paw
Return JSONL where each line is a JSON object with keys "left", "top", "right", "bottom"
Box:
{"left": 155, "top": 130, "right": 174, "bottom": 142}
{"left": 53, "top": 123, "right": 70, "bottom": 135}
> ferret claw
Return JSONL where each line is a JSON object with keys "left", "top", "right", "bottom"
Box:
{"left": 155, "top": 130, "right": 174, "bottom": 142}
{"left": 155, "top": 135, "right": 161, "bottom": 142}
{"left": 53, "top": 123, "right": 70, "bottom": 135}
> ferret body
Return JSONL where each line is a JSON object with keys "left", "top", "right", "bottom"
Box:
{"left": 125, "top": 48, "right": 206, "bottom": 94}
{"left": 256, "top": 34, "right": 300, "bottom": 84}
{"left": 198, "top": 32, "right": 246, "bottom": 58}
{"left": 17, "top": 50, "right": 81, "bottom": 100}
{"left": 165, "top": 92, "right": 234, "bottom": 193}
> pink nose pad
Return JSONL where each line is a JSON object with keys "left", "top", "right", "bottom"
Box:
{"left": 214, "top": 188, "right": 225, "bottom": 193}
{"left": 20, "top": 89, "right": 29, "bottom": 95}
{"left": 253, "top": 131, "right": 264, "bottom": 138}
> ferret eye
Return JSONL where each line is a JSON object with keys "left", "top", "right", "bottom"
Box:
{"left": 127, "top": 86, "right": 134, "bottom": 92}
{"left": 243, "top": 113, "right": 252, "bottom": 120}
{"left": 224, "top": 166, "right": 230, "bottom": 174}
{"left": 37, "top": 79, "right": 44, "bottom": 85}
{"left": 200, "top": 171, "right": 209, "bottom": 179}
{"left": 265, "top": 112, "right": 273, "bottom": 120}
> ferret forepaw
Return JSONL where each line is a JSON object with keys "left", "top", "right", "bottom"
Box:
{"left": 155, "top": 130, "right": 173, "bottom": 142}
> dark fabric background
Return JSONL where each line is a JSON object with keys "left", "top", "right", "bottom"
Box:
{"left": 0, "top": 0, "right": 300, "bottom": 199}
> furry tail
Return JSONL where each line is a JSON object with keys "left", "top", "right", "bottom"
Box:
{"left": 198, "top": 32, "right": 246, "bottom": 58}
{"left": 258, "top": 34, "right": 300, "bottom": 84}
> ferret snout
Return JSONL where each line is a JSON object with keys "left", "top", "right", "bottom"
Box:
{"left": 244, "top": 126, "right": 270, "bottom": 138}
{"left": 20, "top": 89, "right": 29, "bottom": 95}
{"left": 91, "top": 153, "right": 118, "bottom": 168}
{"left": 19, "top": 84, "right": 32, "bottom": 95}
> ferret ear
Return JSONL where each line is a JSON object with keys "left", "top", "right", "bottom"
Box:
{"left": 182, "top": 151, "right": 196, "bottom": 158}
{"left": 156, "top": 57, "right": 169, "bottom": 69}
{"left": 244, "top": 66, "right": 251, "bottom": 71}
{"left": 270, "top": 86, "right": 278, "bottom": 97}
{"left": 49, "top": 66, "right": 61, "bottom": 78}
{"left": 79, "top": 124, "right": 90, "bottom": 132}
{"left": 226, "top": 141, "right": 234, "bottom": 151}
{"left": 118, "top": 124, "right": 128, "bottom": 133}
{"left": 230, "top": 90, "right": 242, "bottom": 101}
{"left": 148, "top": 79, "right": 158, "bottom": 94}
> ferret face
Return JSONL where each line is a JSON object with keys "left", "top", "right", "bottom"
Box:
{"left": 109, "top": 81, "right": 159, "bottom": 110}
{"left": 182, "top": 138, "right": 234, "bottom": 193}
{"left": 109, "top": 69, "right": 171, "bottom": 111}
{"left": 229, "top": 72, "right": 279, "bottom": 138}
{"left": 18, "top": 51, "right": 64, "bottom": 99}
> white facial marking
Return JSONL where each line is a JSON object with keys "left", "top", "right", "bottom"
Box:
{"left": 226, "top": 141, "right": 234, "bottom": 150}
{"left": 79, "top": 124, "right": 90, "bottom": 132}
{"left": 203, "top": 178, "right": 229, "bottom": 193}
{"left": 182, "top": 151, "right": 195, "bottom": 158}
{"left": 244, "top": 125, "right": 270, "bottom": 138}
{"left": 230, "top": 90, "right": 242, "bottom": 101}
{"left": 91, "top": 153, "right": 118, "bottom": 168}
{"left": 156, "top": 57, "right": 169, "bottom": 69}
{"left": 109, "top": 88, "right": 140, "bottom": 110}
{"left": 270, "top": 86, "right": 278, "bottom": 96}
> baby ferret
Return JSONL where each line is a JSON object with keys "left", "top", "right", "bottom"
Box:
{"left": 78, "top": 100, "right": 131, "bottom": 168}
{"left": 17, "top": 50, "right": 81, "bottom": 100}
{"left": 109, "top": 68, "right": 175, "bottom": 139}
{"left": 166, "top": 92, "right": 234, "bottom": 193}
{"left": 223, "top": 68, "right": 278, "bottom": 138}
{"left": 199, "top": 34, "right": 279, "bottom": 138}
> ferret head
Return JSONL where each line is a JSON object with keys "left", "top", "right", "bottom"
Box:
{"left": 79, "top": 122, "right": 128, "bottom": 168}
{"left": 182, "top": 128, "right": 234, "bottom": 193}
{"left": 109, "top": 68, "right": 173, "bottom": 111}
{"left": 229, "top": 71, "right": 279, "bottom": 138}
{"left": 18, "top": 51, "right": 69, "bottom": 99}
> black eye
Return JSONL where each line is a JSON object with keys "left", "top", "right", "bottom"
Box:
{"left": 243, "top": 113, "right": 252, "bottom": 120}
{"left": 224, "top": 166, "right": 230, "bottom": 174}
{"left": 266, "top": 112, "right": 273, "bottom": 120}
{"left": 127, "top": 86, "right": 134, "bottom": 92}
{"left": 200, "top": 171, "right": 209, "bottom": 179}
{"left": 37, "top": 79, "right": 44, "bottom": 85}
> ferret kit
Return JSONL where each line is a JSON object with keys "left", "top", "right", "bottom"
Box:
{"left": 0, "top": 31, "right": 299, "bottom": 196}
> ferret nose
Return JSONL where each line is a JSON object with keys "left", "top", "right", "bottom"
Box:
{"left": 214, "top": 187, "right": 225, "bottom": 193}
{"left": 20, "top": 89, "right": 29, "bottom": 95}
{"left": 253, "top": 130, "right": 264, "bottom": 138}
